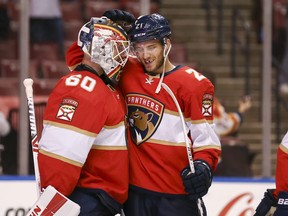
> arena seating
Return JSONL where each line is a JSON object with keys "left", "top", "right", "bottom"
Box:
{"left": 40, "top": 59, "right": 68, "bottom": 79}
{"left": 0, "top": 59, "right": 39, "bottom": 79}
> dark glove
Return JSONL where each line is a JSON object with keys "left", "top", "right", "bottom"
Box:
{"left": 181, "top": 160, "right": 212, "bottom": 200}
{"left": 102, "top": 9, "right": 136, "bottom": 32}
{"left": 274, "top": 191, "right": 288, "bottom": 216}
{"left": 253, "top": 189, "right": 277, "bottom": 216}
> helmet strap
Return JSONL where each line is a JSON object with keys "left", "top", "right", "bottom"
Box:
{"left": 155, "top": 43, "right": 172, "bottom": 94}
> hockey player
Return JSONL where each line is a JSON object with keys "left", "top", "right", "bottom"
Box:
{"left": 66, "top": 11, "right": 222, "bottom": 216}
{"left": 254, "top": 130, "right": 288, "bottom": 216}
{"left": 38, "top": 17, "right": 130, "bottom": 215}
{"left": 120, "top": 13, "right": 221, "bottom": 216}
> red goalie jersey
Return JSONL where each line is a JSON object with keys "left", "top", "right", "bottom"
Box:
{"left": 38, "top": 69, "right": 129, "bottom": 205}
{"left": 119, "top": 58, "right": 221, "bottom": 195}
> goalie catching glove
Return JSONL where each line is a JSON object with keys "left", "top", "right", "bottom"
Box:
{"left": 181, "top": 160, "right": 212, "bottom": 200}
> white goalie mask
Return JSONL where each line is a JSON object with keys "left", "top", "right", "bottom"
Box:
{"left": 77, "top": 17, "right": 130, "bottom": 82}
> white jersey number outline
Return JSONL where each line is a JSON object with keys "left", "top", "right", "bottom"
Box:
{"left": 65, "top": 74, "right": 96, "bottom": 92}
{"left": 185, "top": 68, "right": 205, "bottom": 81}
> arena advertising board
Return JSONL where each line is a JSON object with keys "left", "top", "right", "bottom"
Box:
{"left": 0, "top": 176, "right": 275, "bottom": 216}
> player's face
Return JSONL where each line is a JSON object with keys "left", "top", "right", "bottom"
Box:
{"left": 133, "top": 40, "right": 165, "bottom": 74}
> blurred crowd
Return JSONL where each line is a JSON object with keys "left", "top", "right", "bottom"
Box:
{"left": 252, "top": 0, "right": 288, "bottom": 95}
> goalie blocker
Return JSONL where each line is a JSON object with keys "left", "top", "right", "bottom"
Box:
{"left": 26, "top": 185, "right": 80, "bottom": 216}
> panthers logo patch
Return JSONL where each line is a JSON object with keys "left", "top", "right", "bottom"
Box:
{"left": 202, "top": 94, "right": 213, "bottom": 117}
{"left": 126, "top": 94, "right": 164, "bottom": 145}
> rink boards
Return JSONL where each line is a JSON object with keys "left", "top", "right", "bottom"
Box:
{"left": 0, "top": 176, "right": 275, "bottom": 216}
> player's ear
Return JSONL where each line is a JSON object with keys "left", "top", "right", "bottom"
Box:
{"left": 163, "top": 38, "right": 171, "bottom": 54}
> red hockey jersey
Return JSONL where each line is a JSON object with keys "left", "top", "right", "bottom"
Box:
{"left": 275, "top": 131, "right": 288, "bottom": 197}
{"left": 38, "top": 69, "right": 129, "bottom": 204}
{"left": 119, "top": 58, "right": 221, "bottom": 195}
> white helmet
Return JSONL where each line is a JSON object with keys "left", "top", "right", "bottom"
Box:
{"left": 77, "top": 17, "right": 130, "bottom": 82}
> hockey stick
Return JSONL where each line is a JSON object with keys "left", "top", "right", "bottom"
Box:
{"left": 23, "top": 78, "right": 81, "bottom": 216}
{"left": 23, "top": 78, "right": 41, "bottom": 197}
{"left": 161, "top": 83, "right": 204, "bottom": 216}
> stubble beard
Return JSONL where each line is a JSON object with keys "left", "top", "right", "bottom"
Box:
{"left": 144, "top": 57, "right": 165, "bottom": 75}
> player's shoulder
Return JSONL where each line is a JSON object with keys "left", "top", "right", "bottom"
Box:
{"left": 122, "top": 56, "right": 143, "bottom": 78}
{"left": 167, "top": 66, "right": 214, "bottom": 96}
{"left": 51, "top": 71, "right": 110, "bottom": 105}
{"left": 126, "top": 56, "right": 142, "bottom": 68}
{"left": 172, "top": 65, "right": 212, "bottom": 86}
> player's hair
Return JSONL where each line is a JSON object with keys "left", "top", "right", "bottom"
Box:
{"left": 77, "top": 17, "right": 130, "bottom": 82}
{"left": 129, "top": 13, "right": 171, "bottom": 45}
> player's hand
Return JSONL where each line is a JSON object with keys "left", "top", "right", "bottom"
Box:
{"left": 238, "top": 95, "right": 252, "bottom": 113}
{"left": 253, "top": 189, "right": 277, "bottom": 216}
{"left": 274, "top": 191, "right": 288, "bottom": 216}
{"left": 181, "top": 160, "right": 212, "bottom": 200}
{"left": 102, "top": 9, "right": 136, "bottom": 33}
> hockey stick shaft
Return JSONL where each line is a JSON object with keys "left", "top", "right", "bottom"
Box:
{"left": 161, "top": 83, "right": 195, "bottom": 172}
{"left": 23, "top": 78, "right": 41, "bottom": 198}
{"left": 161, "top": 83, "right": 204, "bottom": 216}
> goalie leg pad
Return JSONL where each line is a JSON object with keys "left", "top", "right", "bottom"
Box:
{"left": 26, "top": 185, "right": 80, "bottom": 216}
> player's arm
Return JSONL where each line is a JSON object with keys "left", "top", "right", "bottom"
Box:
{"left": 180, "top": 70, "right": 221, "bottom": 200}
{"left": 275, "top": 131, "right": 288, "bottom": 195}
{"left": 38, "top": 74, "right": 105, "bottom": 196}
{"left": 254, "top": 131, "right": 288, "bottom": 216}
{"left": 185, "top": 73, "right": 221, "bottom": 170}
{"left": 66, "top": 41, "right": 84, "bottom": 71}
{"left": 254, "top": 144, "right": 288, "bottom": 216}
{"left": 272, "top": 132, "right": 288, "bottom": 215}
